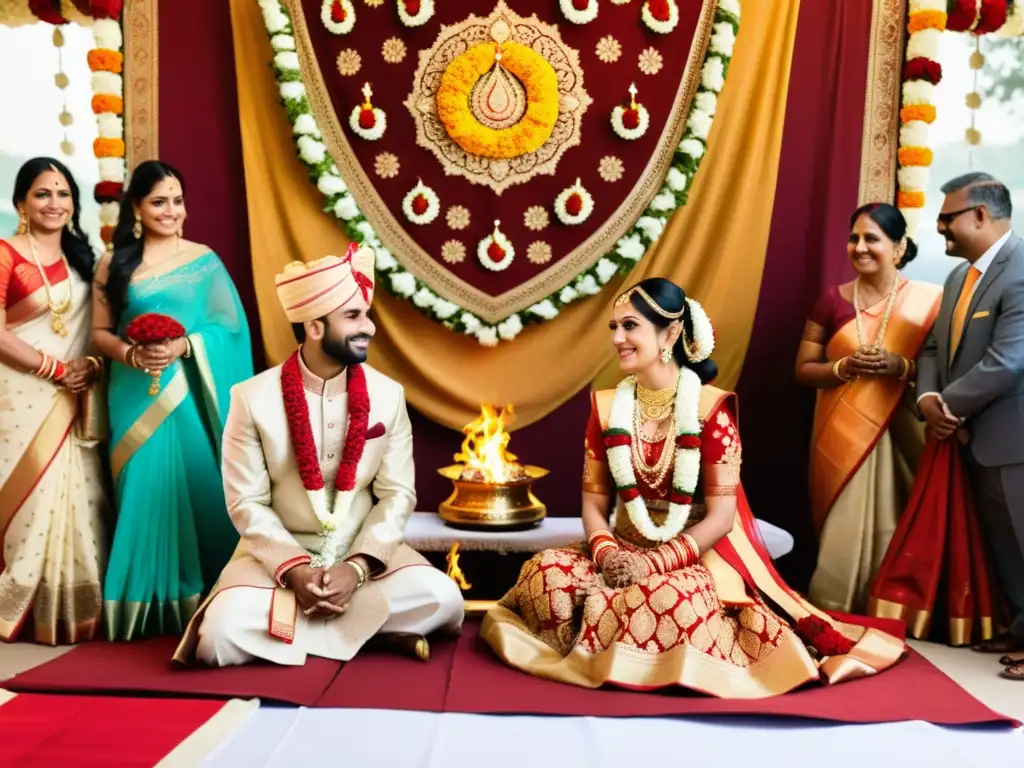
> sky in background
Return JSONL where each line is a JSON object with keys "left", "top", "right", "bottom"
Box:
{"left": 0, "top": 22, "right": 101, "bottom": 244}
{"left": 901, "top": 33, "right": 1024, "bottom": 286}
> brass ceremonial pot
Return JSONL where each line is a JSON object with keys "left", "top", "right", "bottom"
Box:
{"left": 437, "top": 464, "right": 549, "bottom": 530}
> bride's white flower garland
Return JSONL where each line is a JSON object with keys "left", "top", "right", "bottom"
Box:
{"left": 257, "top": 0, "right": 739, "bottom": 345}
{"left": 606, "top": 368, "right": 702, "bottom": 542}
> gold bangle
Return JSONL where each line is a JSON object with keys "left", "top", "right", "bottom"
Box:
{"left": 898, "top": 356, "right": 910, "bottom": 381}
{"left": 345, "top": 559, "right": 368, "bottom": 588}
{"left": 832, "top": 357, "right": 851, "bottom": 382}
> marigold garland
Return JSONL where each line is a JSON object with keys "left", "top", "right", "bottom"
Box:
{"left": 902, "top": 57, "right": 943, "bottom": 84}
{"left": 436, "top": 41, "right": 559, "bottom": 160}
{"left": 29, "top": 0, "right": 67, "bottom": 24}
{"left": 93, "top": 137, "right": 124, "bottom": 158}
{"left": 900, "top": 104, "right": 936, "bottom": 123}
{"left": 86, "top": 48, "right": 123, "bottom": 73}
{"left": 88, "top": 16, "right": 126, "bottom": 251}
{"left": 258, "top": 0, "right": 740, "bottom": 345}
{"left": 896, "top": 2, "right": 945, "bottom": 235}
{"left": 897, "top": 146, "right": 934, "bottom": 166}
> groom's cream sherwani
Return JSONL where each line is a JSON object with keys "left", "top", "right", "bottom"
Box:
{"left": 173, "top": 356, "right": 464, "bottom": 666}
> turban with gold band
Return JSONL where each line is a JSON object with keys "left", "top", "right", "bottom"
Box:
{"left": 275, "top": 242, "right": 376, "bottom": 323}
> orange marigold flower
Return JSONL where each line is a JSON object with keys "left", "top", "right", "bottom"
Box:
{"left": 100, "top": 225, "right": 115, "bottom": 244}
{"left": 92, "top": 94, "right": 124, "bottom": 115}
{"left": 897, "top": 190, "right": 925, "bottom": 208}
{"left": 94, "top": 138, "right": 125, "bottom": 158}
{"left": 87, "top": 49, "right": 124, "bottom": 74}
{"left": 900, "top": 104, "right": 936, "bottom": 124}
{"left": 898, "top": 147, "right": 933, "bottom": 166}
{"left": 907, "top": 10, "right": 947, "bottom": 33}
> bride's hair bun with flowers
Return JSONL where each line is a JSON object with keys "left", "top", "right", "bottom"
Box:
{"left": 623, "top": 277, "right": 718, "bottom": 384}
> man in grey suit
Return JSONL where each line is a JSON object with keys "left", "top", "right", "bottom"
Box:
{"left": 917, "top": 172, "right": 1024, "bottom": 678}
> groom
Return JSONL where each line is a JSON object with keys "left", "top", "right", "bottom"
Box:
{"left": 174, "top": 243, "right": 463, "bottom": 666}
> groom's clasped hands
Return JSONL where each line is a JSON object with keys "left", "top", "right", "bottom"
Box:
{"left": 286, "top": 563, "right": 360, "bottom": 618}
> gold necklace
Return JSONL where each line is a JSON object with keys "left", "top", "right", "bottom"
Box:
{"left": 631, "top": 405, "right": 674, "bottom": 488}
{"left": 853, "top": 270, "right": 899, "bottom": 352}
{"left": 636, "top": 382, "right": 677, "bottom": 421}
{"left": 26, "top": 234, "right": 73, "bottom": 337}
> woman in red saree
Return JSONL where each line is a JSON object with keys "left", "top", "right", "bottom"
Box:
{"left": 797, "top": 203, "right": 941, "bottom": 614}
{"left": 483, "top": 278, "right": 905, "bottom": 697}
{"left": 0, "top": 158, "right": 109, "bottom": 645}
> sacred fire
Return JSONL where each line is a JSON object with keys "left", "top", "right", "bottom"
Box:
{"left": 438, "top": 404, "right": 548, "bottom": 529}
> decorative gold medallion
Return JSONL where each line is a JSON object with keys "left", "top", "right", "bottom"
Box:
{"left": 405, "top": 1, "right": 591, "bottom": 194}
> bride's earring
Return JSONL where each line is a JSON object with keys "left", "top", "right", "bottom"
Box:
{"left": 133, "top": 210, "right": 143, "bottom": 239}
{"left": 16, "top": 209, "right": 28, "bottom": 235}
{"left": 660, "top": 347, "right": 672, "bottom": 364}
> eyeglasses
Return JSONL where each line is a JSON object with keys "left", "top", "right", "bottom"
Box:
{"left": 937, "top": 205, "right": 982, "bottom": 226}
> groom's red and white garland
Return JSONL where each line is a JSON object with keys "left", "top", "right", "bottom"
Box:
{"left": 281, "top": 351, "right": 370, "bottom": 567}
{"left": 257, "top": 0, "right": 740, "bottom": 345}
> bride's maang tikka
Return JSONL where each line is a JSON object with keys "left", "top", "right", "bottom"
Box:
{"left": 614, "top": 286, "right": 685, "bottom": 320}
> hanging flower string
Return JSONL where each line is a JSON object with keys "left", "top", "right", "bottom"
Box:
{"left": 257, "top": 0, "right": 740, "bottom": 345}
{"left": 88, "top": 5, "right": 126, "bottom": 250}
{"left": 896, "top": 0, "right": 945, "bottom": 237}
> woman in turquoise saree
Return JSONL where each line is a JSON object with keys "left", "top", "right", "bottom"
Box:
{"left": 92, "top": 161, "right": 252, "bottom": 640}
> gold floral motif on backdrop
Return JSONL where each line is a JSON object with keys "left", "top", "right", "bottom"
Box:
{"left": 404, "top": 1, "right": 592, "bottom": 194}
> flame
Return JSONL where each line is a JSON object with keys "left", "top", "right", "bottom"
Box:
{"left": 453, "top": 403, "right": 521, "bottom": 483}
{"left": 445, "top": 542, "right": 472, "bottom": 591}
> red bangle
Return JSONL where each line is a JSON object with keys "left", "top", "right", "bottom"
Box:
{"left": 53, "top": 360, "right": 68, "bottom": 382}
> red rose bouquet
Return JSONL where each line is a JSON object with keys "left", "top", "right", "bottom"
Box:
{"left": 125, "top": 313, "right": 186, "bottom": 395}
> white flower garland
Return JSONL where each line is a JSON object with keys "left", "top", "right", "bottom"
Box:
{"left": 349, "top": 103, "right": 386, "bottom": 141}
{"left": 402, "top": 179, "right": 440, "bottom": 225}
{"left": 611, "top": 103, "right": 650, "bottom": 141}
{"left": 259, "top": 0, "right": 739, "bottom": 345}
{"left": 560, "top": 0, "right": 598, "bottom": 24}
{"left": 684, "top": 297, "right": 715, "bottom": 361}
{"left": 642, "top": 0, "right": 679, "bottom": 34}
{"left": 321, "top": 0, "right": 356, "bottom": 34}
{"left": 397, "top": 0, "right": 434, "bottom": 27}
{"left": 478, "top": 221, "right": 516, "bottom": 272}
{"left": 607, "top": 368, "right": 702, "bottom": 542}
{"left": 554, "top": 179, "right": 595, "bottom": 226}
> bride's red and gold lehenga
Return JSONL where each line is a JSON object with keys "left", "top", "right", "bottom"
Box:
{"left": 483, "top": 383, "right": 907, "bottom": 698}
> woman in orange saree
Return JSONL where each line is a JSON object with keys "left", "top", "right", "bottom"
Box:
{"left": 797, "top": 203, "right": 941, "bottom": 614}
{"left": 483, "top": 278, "right": 905, "bottom": 697}
{"left": 0, "top": 158, "right": 109, "bottom": 645}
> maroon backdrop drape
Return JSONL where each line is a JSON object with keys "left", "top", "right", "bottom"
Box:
{"left": 735, "top": 0, "right": 873, "bottom": 586}
{"left": 158, "top": 1, "right": 877, "bottom": 573}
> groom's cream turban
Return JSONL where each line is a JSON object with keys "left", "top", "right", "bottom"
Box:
{"left": 275, "top": 242, "right": 376, "bottom": 323}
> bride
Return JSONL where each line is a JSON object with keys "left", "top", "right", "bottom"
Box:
{"left": 483, "top": 278, "right": 905, "bottom": 697}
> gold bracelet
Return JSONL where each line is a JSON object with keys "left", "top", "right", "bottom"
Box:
{"left": 832, "top": 357, "right": 851, "bottom": 382}
{"left": 345, "top": 559, "right": 368, "bottom": 588}
{"left": 898, "top": 356, "right": 910, "bottom": 381}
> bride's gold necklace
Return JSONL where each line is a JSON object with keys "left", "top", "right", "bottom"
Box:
{"left": 26, "top": 234, "right": 73, "bottom": 337}
{"left": 636, "top": 382, "right": 677, "bottom": 421}
{"left": 632, "top": 406, "right": 674, "bottom": 488}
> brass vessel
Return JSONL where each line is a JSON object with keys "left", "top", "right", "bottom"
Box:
{"left": 437, "top": 464, "right": 548, "bottom": 529}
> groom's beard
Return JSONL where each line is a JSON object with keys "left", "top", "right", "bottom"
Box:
{"left": 323, "top": 327, "right": 371, "bottom": 366}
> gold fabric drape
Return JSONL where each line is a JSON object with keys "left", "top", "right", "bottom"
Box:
{"left": 230, "top": 0, "right": 801, "bottom": 430}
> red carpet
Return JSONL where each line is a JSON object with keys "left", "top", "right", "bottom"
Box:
{"left": 318, "top": 634, "right": 457, "bottom": 711}
{"left": 445, "top": 623, "right": 1016, "bottom": 725}
{"left": 3, "top": 636, "right": 341, "bottom": 706}
{"left": 0, "top": 693, "right": 229, "bottom": 767}
{"left": 3, "top": 622, "right": 1017, "bottom": 726}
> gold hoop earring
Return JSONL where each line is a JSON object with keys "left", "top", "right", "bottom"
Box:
{"left": 660, "top": 347, "right": 672, "bottom": 365}
{"left": 16, "top": 210, "right": 28, "bottom": 236}
{"left": 133, "top": 211, "right": 143, "bottom": 239}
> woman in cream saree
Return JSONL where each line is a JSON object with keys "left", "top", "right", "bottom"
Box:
{"left": 798, "top": 204, "right": 941, "bottom": 614}
{"left": 93, "top": 162, "right": 252, "bottom": 640}
{"left": 0, "top": 158, "right": 108, "bottom": 645}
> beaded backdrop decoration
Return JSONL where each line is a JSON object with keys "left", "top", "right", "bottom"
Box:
{"left": 267, "top": 0, "right": 731, "bottom": 339}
